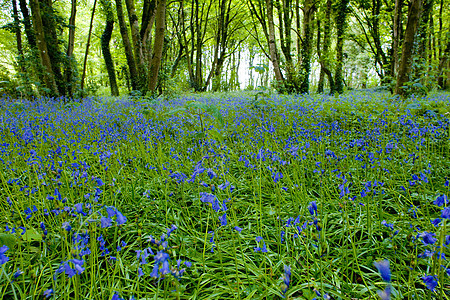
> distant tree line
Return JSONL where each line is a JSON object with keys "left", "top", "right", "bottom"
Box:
{"left": 0, "top": 0, "right": 448, "bottom": 98}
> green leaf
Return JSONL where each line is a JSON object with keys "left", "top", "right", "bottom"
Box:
{"left": 22, "top": 227, "right": 42, "bottom": 242}
{"left": 209, "top": 128, "right": 224, "bottom": 142}
{"left": 164, "top": 107, "right": 187, "bottom": 116}
{"left": 0, "top": 233, "right": 17, "bottom": 249}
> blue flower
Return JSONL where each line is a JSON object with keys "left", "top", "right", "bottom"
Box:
{"left": 421, "top": 275, "right": 438, "bottom": 291}
{"left": 233, "top": 226, "right": 242, "bottom": 233}
{"left": 431, "top": 218, "right": 442, "bottom": 226}
{"left": 441, "top": 207, "right": 450, "bottom": 219}
{"left": 308, "top": 201, "right": 318, "bottom": 216}
{"left": 281, "top": 265, "right": 291, "bottom": 294}
{"left": 434, "top": 194, "right": 448, "bottom": 207}
{"left": 377, "top": 285, "right": 391, "bottom": 300}
{"left": 101, "top": 217, "right": 112, "bottom": 228}
{"left": 43, "top": 289, "right": 53, "bottom": 298}
{"left": 374, "top": 259, "right": 391, "bottom": 282}
{"left": 62, "top": 222, "right": 72, "bottom": 232}
{"left": 421, "top": 232, "right": 437, "bottom": 245}
{"left": 219, "top": 213, "right": 227, "bottom": 226}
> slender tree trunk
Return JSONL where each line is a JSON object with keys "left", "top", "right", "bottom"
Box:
{"left": 12, "top": 0, "right": 25, "bottom": 73}
{"left": 317, "top": 0, "right": 334, "bottom": 94}
{"left": 414, "top": 0, "right": 433, "bottom": 81}
{"left": 334, "top": 0, "right": 349, "bottom": 94}
{"left": 141, "top": 0, "right": 156, "bottom": 64}
{"left": 115, "top": 0, "right": 139, "bottom": 90}
{"left": 81, "top": 0, "right": 97, "bottom": 91}
{"left": 266, "top": 0, "right": 284, "bottom": 82}
{"left": 437, "top": 41, "right": 449, "bottom": 89}
{"left": 65, "top": 0, "right": 77, "bottom": 97}
{"left": 41, "top": 0, "right": 65, "bottom": 95}
{"left": 29, "top": 0, "right": 59, "bottom": 96}
{"left": 125, "top": 0, "right": 146, "bottom": 88}
{"left": 180, "top": 0, "right": 195, "bottom": 87}
{"left": 300, "top": 0, "right": 315, "bottom": 93}
{"left": 395, "top": 0, "right": 422, "bottom": 97}
{"left": 18, "top": 0, "right": 36, "bottom": 49}
{"left": 100, "top": 0, "right": 119, "bottom": 96}
{"left": 392, "top": 0, "right": 402, "bottom": 77}
{"left": 148, "top": 0, "right": 167, "bottom": 92}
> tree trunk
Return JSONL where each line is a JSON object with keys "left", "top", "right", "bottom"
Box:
{"left": 266, "top": 0, "right": 284, "bottom": 82}
{"left": 300, "top": 0, "right": 315, "bottom": 93}
{"left": 414, "top": 0, "right": 433, "bottom": 81}
{"left": 115, "top": 0, "right": 139, "bottom": 90}
{"left": 81, "top": 0, "right": 97, "bottom": 91}
{"left": 147, "top": 0, "right": 167, "bottom": 93}
{"left": 391, "top": 0, "right": 402, "bottom": 77}
{"left": 12, "top": 0, "right": 25, "bottom": 73}
{"left": 125, "top": 0, "right": 146, "bottom": 89}
{"left": 395, "top": 0, "right": 422, "bottom": 97}
{"left": 18, "top": 0, "right": 36, "bottom": 49}
{"left": 317, "top": 0, "right": 334, "bottom": 94}
{"left": 29, "top": 0, "right": 59, "bottom": 96}
{"left": 437, "top": 41, "right": 449, "bottom": 89}
{"left": 100, "top": 0, "right": 119, "bottom": 96}
{"left": 140, "top": 0, "right": 156, "bottom": 64}
{"left": 40, "top": 0, "right": 65, "bottom": 95}
{"left": 65, "top": 0, "right": 77, "bottom": 97}
{"left": 334, "top": 0, "right": 349, "bottom": 94}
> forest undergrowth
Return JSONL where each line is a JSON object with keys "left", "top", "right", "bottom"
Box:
{"left": 0, "top": 90, "right": 449, "bottom": 299}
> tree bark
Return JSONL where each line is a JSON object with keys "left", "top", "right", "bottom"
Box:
{"left": 40, "top": 0, "right": 65, "bottom": 95}
{"left": 65, "top": 0, "right": 77, "bottom": 97}
{"left": 300, "top": 0, "right": 315, "bottom": 93}
{"left": 148, "top": 0, "right": 167, "bottom": 92}
{"left": 391, "top": 0, "right": 402, "bottom": 77}
{"left": 18, "top": 0, "right": 36, "bottom": 49}
{"left": 317, "top": 0, "right": 334, "bottom": 94}
{"left": 100, "top": 0, "right": 119, "bottom": 96}
{"left": 266, "top": 0, "right": 284, "bottom": 82}
{"left": 125, "top": 0, "right": 146, "bottom": 88}
{"left": 12, "top": 0, "right": 25, "bottom": 73}
{"left": 395, "top": 0, "right": 422, "bottom": 97}
{"left": 334, "top": 0, "right": 349, "bottom": 94}
{"left": 115, "top": 0, "right": 139, "bottom": 90}
{"left": 29, "top": 0, "right": 59, "bottom": 96}
{"left": 437, "top": 41, "right": 449, "bottom": 89}
{"left": 81, "top": 0, "right": 97, "bottom": 91}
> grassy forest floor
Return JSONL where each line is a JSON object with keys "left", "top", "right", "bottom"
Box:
{"left": 0, "top": 90, "right": 449, "bottom": 299}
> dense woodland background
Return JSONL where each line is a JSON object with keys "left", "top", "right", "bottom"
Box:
{"left": 0, "top": 0, "right": 448, "bottom": 99}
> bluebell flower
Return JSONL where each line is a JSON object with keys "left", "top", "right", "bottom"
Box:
{"left": 167, "top": 224, "right": 177, "bottom": 237}
{"left": 374, "top": 259, "right": 391, "bottom": 282}
{"left": 420, "top": 232, "right": 437, "bottom": 245}
{"left": 101, "top": 217, "right": 112, "bottom": 228}
{"left": 418, "top": 250, "right": 434, "bottom": 258}
{"left": 308, "top": 201, "right": 318, "bottom": 216}
{"left": 43, "top": 289, "right": 53, "bottom": 298}
{"left": 13, "top": 268, "right": 23, "bottom": 279}
{"left": 150, "top": 263, "right": 159, "bottom": 278}
{"left": 441, "top": 207, "right": 450, "bottom": 219}
{"left": 281, "top": 265, "right": 291, "bottom": 295}
{"left": 377, "top": 285, "right": 391, "bottom": 300}
{"left": 421, "top": 275, "right": 438, "bottom": 291}
{"left": 219, "top": 213, "right": 227, "bottom": 226}
{"left": 431, "top": 218, "right": 442, "bottom": 226}
{"left": 218, "top": 181, "right": 230, "bottom": 190}
{"left": 111, "top": 292, "right": 125, "bottom": 300}
{"left": 115, "top": 209, "right": 127, "bottom": 225}
{"left": 234, "top": 226, "right": 242, "bottom": 233}
{"left": 434, "top": 194, "right": 448, "bottom": 207}
{"left": 62, "top": 222, "right": 72, "bottom": 232}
